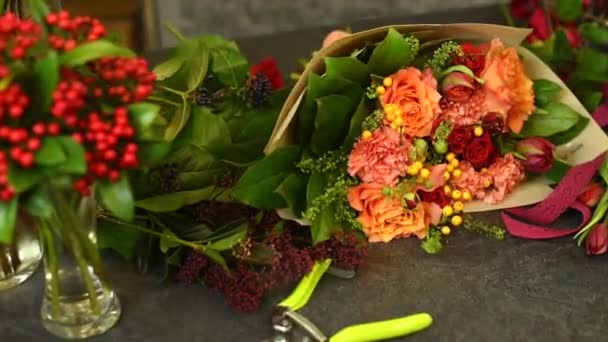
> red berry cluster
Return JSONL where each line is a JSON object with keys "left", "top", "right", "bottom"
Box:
{"left": 46, "top": 11, "right": 106, "bottom": 51}
{"left": 0, "top": 12, "right": 42, "bottom": 62}
{"left": 90, "top": 57, "right": 155, "bottom": 104}
{"left": 0, "top": 151, "right": 14, "bottom": 201}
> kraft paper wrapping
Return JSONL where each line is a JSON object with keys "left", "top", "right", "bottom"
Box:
{"left": 265, "top": 24, "right": 608, "bottom": 218}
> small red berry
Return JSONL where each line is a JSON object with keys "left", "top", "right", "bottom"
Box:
{"left": 72, "top": 133, "right": 83, "bottom": 143}
{"left": 64, "top": 39, "right": 77, "bottom": 51}
{"left": 32, "top": 123, "right": 46, "bottom": 135}
{"left": 48, "top": 123, "right": 60, "bottom": 135}
{"left": 0, "top": 187, "right": 14, "bottom": 201}
{"left": 108, "top": 170, "right": 121, "bottom": 182}
{"left": 26, "top": 138, "right": 41, "bottom": 151}
{"left": 19, "top": 152, "right": 34, "bottom": 168}
{"left": 103, "top": 150, "right": 117, "bottom": 161}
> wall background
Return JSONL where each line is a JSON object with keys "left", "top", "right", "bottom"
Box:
{"left": 155, "top": 0, "right": 506, "bottom": 48}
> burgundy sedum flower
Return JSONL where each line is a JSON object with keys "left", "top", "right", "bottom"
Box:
{"left": 515, "top": 137, "right": 555, "bottom": 173}
{"left": 586, "top": 223, "right": 608, "bottom": 256}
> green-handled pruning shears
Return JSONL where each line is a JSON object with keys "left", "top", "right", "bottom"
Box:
{"left": 263, "top": 259, "right": 433, "bottom": 342}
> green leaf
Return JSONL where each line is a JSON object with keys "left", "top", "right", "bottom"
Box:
{"left": 153, "top": 57, "right": 186, "bottom": 81}
{"left": 135, "top": 187, "right": 227, "bottom": 212}
{"left": 367, "top": 28, "right": 414, "bottom": 76}
{"left": 547, "top": 116, "right": 589, "bottom": 146}
{"left": 533, "top": 79, "right": 562, "bottom": 107}
{"left": 325, "top": 57, "right": 369, "bottom": 85}
{"left": 8, "top": 166, "right": 42, "bottom": 192}
{"left": 160, "top": 229, "right": 180, "bottom": 254}
{"left": 166, "top": 144, "right": 219, "bottom": 171}
{"left": 311, "top": 207, "right": 335, "bottom": 244}
{"left": 306, "top": 172, "right": 328, "bottom": 209}
{"left": 98, "top": 218, "right": 142, "bottom": 260}
{"left": 310, "top": 95, "right": 355, "bottom": 154}
{"left": 187, "top": 42, "right": 210, "bottom": 92}
{"left": 421, "top": 231, "right": 443, "bottom": 254}
{"left": 176, "top": 169, "right": 225, "bottom": 190}
{"left": 579, "top": 91, "right": 604, "bottom": 113}
{"left": 203, "top": 248, "right": 228, "bottom": 270}
{"left": 34, "top": 51, "right": 59, "bottom": 112}
{"left": 22, "top": 187, "right": 53, "bottom": 218}
{"left": 208, "top": 223, "right": 247, "bottom": 251}
{"left": 59, "top": 40, "right": 135, "bottom": 66}
{"left": 35, "top": 137, "right": 67, "bottom": 166}
{"left": 555, "top": 0, "right": 582, "bottom": 22}
{"left": 55, "top": 137, "right": 86, "bottom": 174}
{"left": 545, "top": 159, "right": 571, "bottom": 184}
{"left": 207, "top": 37, "right": 248, "bottom": 88}
{"left": 232, "top": 146, "right": 301, "bottom": 209}
{"left": 128, "top": 102, "right": 161, "bottom": 134}
{"left": 600, "top": 156, "right": 608, "bottom": 186}
{"left": 0, "top": 197, "right": 18, "bottom": 244}
{"left": 552, "top": 29, "right": 574, "bottom": 64}
{"left": 298, "top": 74, "right": 362, "bottom": 146}
{"left": 520, "top": 103, "right": 580, "bottom": 137}
{"left": 276, "top": 173, "right": 308, "bottom": 218}
{"left": 580, "top": 23, "right": 608, "bottom": 45}
{"left": 26, "top": 0, "right": 50, "bottom": 27}
{"left": 137, "top": 141, "right": 172, "bottom": 167}
{"left": 164, "top": 99, "right": 191, "bottom": 141}
{"left": 573, "top": 48, "right": 608, "bottom": 82}
{"left": 98, "top": 177, "right": 135, "bottom": 222}
{"left": 188, "top": 106, "right": 231, "bottom": 148}
{"left": 342, "top": 96, "right": 371, "bottom": 149}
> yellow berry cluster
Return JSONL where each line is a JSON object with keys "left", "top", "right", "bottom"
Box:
{"left": 406, "top": 161, "right": 424, "bottom": 176}
{"left": 443, "top": 152, "right": 464, "bottom": 181}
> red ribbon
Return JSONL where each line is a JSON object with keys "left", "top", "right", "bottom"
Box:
{"left": 500, "top": 105, "right": 608, "bottom": 239}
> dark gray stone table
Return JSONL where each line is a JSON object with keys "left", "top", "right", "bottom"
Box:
{"left": 2, "top": 5, "right": 608, "bottom": 342}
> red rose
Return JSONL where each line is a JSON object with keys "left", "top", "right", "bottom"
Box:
{"left": 453, "top": 43, "right": 487, "bottom": 76}
{"left": 445, "top": 85, "right": 474, "bottom": 102}
{"left": 447, "top": 126, "right": 473, "bottom": 154}
{"left": 528, "top": 8, "right": 551, "bottom": 41}
{"left": 249, "top": 57, "right": 284, "bottom": 90}
{"left": 418, "top": 188, "right": 449, "bottom": 208}
{"left": 464, "top": 132, "right": 496, "bottom": 170}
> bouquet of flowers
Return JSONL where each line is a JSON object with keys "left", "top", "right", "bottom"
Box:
{"left": 234, "top": 24, "right": 608, "bottom": 253}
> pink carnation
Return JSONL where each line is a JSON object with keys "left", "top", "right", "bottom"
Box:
{"left": 484, "top": 153, "right": 525, "bottom": 204}
{"left": 440, "top": 88, "right": 488, "bottom": 126}
{"left": 451, "top": 161, "right": 489, "bottom": 199}
{"left": 348, "top": 127, "right": 410, "bottom": 186}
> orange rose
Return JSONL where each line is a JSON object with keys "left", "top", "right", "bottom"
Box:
{"left": 481, "top": 38, "right": 535, "bottom": 133}
{"left": 347, "top": 183, "right": 430, "bottom": 242}
{"left": 380, "top": 67, "right": 441, "bottom": 137}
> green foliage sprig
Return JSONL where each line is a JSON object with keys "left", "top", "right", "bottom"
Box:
{"left": 424, "top": 41, "right": 463, "bottom": 75}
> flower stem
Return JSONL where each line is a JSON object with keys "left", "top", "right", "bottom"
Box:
{"left": 499, "top": 3, "right": 515, "bottom": 27}
{"left": 158, "top": 85, "right": 186, "bottom": 97}
{"left": 70, "top": 231, "right": 101, "bottom": 315}
{"left": 163, "top": 22, "right": 186, "bottom": 42}
{"left": 100, "top": 215, "right": 204, "bottom": 251}
{"left": 148, "top": 96, "right": 181, "bottom": 107}
{"left": 39, "top": 219, "right": 60, "bottom": 319}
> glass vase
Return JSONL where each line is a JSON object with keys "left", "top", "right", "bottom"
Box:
{"left": 0, "top": 210, "right": 42, "bottom": 290}
{"left": 39, "top": 189, "right": 121, "bottom": 339}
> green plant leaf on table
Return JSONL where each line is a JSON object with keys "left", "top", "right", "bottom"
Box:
{"left": 137, "top": 142, "right": 173, "bottom": 167}
{"left": 232, "top": 146, "right": 301, "bottom": 209}
{"left": 175, "top": 168, "right": 225, "bottom": 191}
{"left": 59, "top": 40, "right": 135, "bottom": 66}
{"left": 186, "top": 106, "right": 231, "bottom": 148}
{"left": 600, "top": 156, "right": 608, "bottom": 186}
{"left": 97, "top": 218, "right": 143, "bottom": 260}
{"left": 98, "top": 177, "right": 135, "bottom": 222}
{"left": 33, "top": 51, "right": 59, "bottom": 112}
{"left": 324, "top": 57, "right": 370, "bottom": 85}
{"left": 342, "top": 96, "right": 371, "bottom": 149}
{"left": 520, "top": 102, "right": 580, "bottom": 137}
{"left": 153, "top": 56, "right": 186, "bottom": 81}
{"left": 186, "top": 41, "right": 210, "bottom": 92}
{"left": 547, "top": 116, "right": 589, "bottom": 146}
{"left": 166, "top": 144, "right": 221, "bottom": 172}
{"left": 555, "top": 0, "right": 583, "bottom": 22}
{"left": 306, "top": 172, "right": 328, "bottom": 209}
{"left": 533, "top": 79, "right": 562, "bottom": 107}
{"left": 55, "top": 136, "right": 87, "bottom": 174}
{"left": 580, "top": 23, "right": 608, "bottom": 45}
{"left": 135, "top": 186, "right": 228, "bottom": 212}
{"left": 298, "top": 74, "right": 362, "bottom": 146}
{"left": 204, "top": 35, "right": 248, "bottom": 88}
{"left": 368, "top": 28, "right": 415, "bottom": 77}
{"left": 0, "top": 197, "right": 18, "bottom": 244}
{"left": 128, "top": 102, "right": 161, "bottom": 135}
{"left": 310, "top": 95, "right": 355, "bottom": 154}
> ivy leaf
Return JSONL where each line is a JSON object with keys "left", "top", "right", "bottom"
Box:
{"left": 135, "top": 187, "right": 227, "bottom": 212}
{"left": 35, "top": 137, "right": 67, "bottom": 166}
{"left": 368, "top": 28, "right": 414, "bottom": 76}
{"left": 580, "top": 23, "right": 608, "bottom": 45}
{"left": 34, "top": 51, "right": 59, "bottom": 112}
{"left": 325, "top": 57, "right": 370, "bottom": 85}
{"left": 533, "top": 79, "right": 562, "bottom": 107}
{"left": 97, "top": 218, "right": 142, "bottom": 260}
{"left": 342, "top": 96, "right": 371, "bottom": 150}
{"left": 188, "top": 106, "right": 231, "bottom": 148}
{"left": 555, "top": 0, "right": 583, "bottom": 22}
{"left": 206, "top": 36, "right": 248, "bottom": 88}
{"left": 310, "top": 95, "right": 355, "bottom": 154}
{"left": 153, "top": 57, "right": 186, "bottom": 81}
{"left": 232, "top": 146, "right": 301, "bottom": 209}
{"left": 520, "top": 103, "right": 580, "bottom": 137}
{"left": 298, "top": 74, "right": 362, "bottom": 147}
{"left": 164, "top": 99, "right": 191, "bottom": 141}
{"left": 547, "top": 116, "right": 589, "bottom": 146}
{"left": 128, "top": 102, "right": 161, "bottom": 135}
{"left": 311, "top": 207, "right": 335, "bottom": 244}
{"left": 98, "top": 177, "right": 135, "bottom": 222}
{"left": 0, "top": 197, "right": 18, "bottom": 244}
{"left": 186, "top": 41, "right": 209, "bottom": 93}
{"left": 208, "top": 223, "right": 248, "bottom": 251}
{"left": 59, "top": 40, "right": 135, "bottom": 66}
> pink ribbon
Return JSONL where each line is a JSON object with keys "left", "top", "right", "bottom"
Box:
{"left": 592, "top": 104, "right": 608, "bottom": 128}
